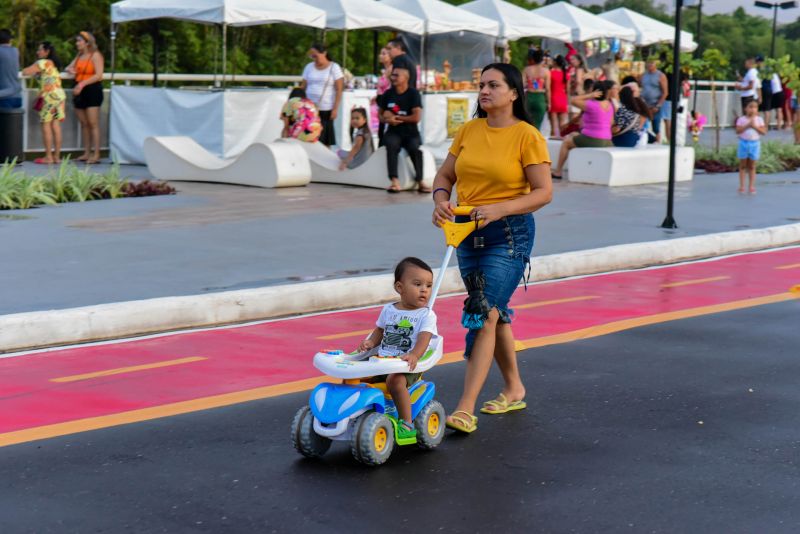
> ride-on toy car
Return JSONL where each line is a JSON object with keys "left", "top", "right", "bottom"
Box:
{"left": 291, "top": 206, "right": 481, "bottom": 466}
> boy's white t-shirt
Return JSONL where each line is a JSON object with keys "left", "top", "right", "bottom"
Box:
{"left": 740, "top": 68, "right": 759, "bottom": 98}
{"left": 376, "top": 303, "right": 437, "bottom": 357}
{"left": 736, "top": 115, "right": 764, "bottom": 141}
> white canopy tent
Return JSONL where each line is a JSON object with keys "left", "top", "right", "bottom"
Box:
{"left": 110, "top": 0, "right": 327, "bottom": 84}
{"left": 530, "top": 1, "right": 636, "bottom": 43}
{"left": 460, "top": 0, "right": 572, "bottom": 42}
{"left": 598, "top": 8, "right": 697, "bottom": 52}
{"left": 302, "top": 0, "right": 425, "bottom": 70}
{"left": 381, "top": 0, "right": 500, "bottom": 36}
{"left": 302, "top": 0, "right": 424, "bottom": 33}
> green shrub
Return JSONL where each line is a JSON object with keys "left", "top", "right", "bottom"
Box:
{"left": 695, "top": 141, "right": 800, "bottom": 174}
{"left": 0, "top": 160, "right": 175, "bottom": 210}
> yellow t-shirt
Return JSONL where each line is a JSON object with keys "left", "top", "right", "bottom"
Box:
{"left": 448, "top": 118, "right": 550, "bottom": 206}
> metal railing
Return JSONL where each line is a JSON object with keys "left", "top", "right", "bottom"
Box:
{"left": 18, "top": 74, "right": 757, "bottom": 154}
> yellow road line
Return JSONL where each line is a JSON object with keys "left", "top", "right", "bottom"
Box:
{"left": 317, "top": 329, "right": 373, "bottom": 340}
{"left": 0, "top": 376, "right": 330, "bottom": 448}
{"left": 775, "top": 263, "right": 800, "bottom": 270}
{"left": 516, "top": 295, "right": 600, "bottom": 310}
{"left": 50, "top": 357, "right": 207, "bottom": 383}
{"left": 660, "top": 276, "right": 730, "bottom": 288}
{"left": 3, "top": 291, "right": 796, "bottom": 448}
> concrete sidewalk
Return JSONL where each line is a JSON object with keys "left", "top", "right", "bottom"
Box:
{"left": 3, "top": 156, "right": 799, "bottom": 317}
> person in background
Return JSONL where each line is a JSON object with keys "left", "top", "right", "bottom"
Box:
{"left": 65, "top": 31, "right": 104, "bottom": 163}
{"left": 386, "top": 38, "right": 417, "bottom": 90}
{"left": 378, "top": 65, "right": 426, "bottom": 193}
{"left": 612, "top": 85, "right": 650, "bottom": 148}
{"left": 300, "top": 42, "right": 344, "bottom": 147}
{"left": 755, "top": 56, "right": 774, "bottom": 127}
{"left": 522, "top": 48, "right": 550, "bottom": 131}
{"left": 602, "top": 54, "right": 620, "bottom": 84}
{"left": 0, "top": 29, "right": 23, "bottom": 109}
{"left": 280, "top": 87, "right": 322, "bottom": 143}
{"left": 548, "top": 55, "right": 569, "bottom": 138}
{"left": 736, "top": 99, "right": 766, "bottom": 194}
{"left": 551, "top": 80, "right": 615, "bottom": 179}
{"left": 735, "top": 56, "right": 760, "bottom": 115}
{"left": 338, "top": 107, "right": 374, "bottom": 170}
{"left": 21, "top": 41, "right": 66, "bottom": 164}
{"left": 374, "top": 46, "right": 393, "bottom": 146}
{"left": 640, "top": 58, "right": 668, "bottom": 143}
{"left": 781, "top": 74, "right": 793, "bottom": 130}
{"left": 769, "top": 69, "right": 785, "bottom": 129}
{"left": 567, "top": 54, "right": 587, "bottom": 121}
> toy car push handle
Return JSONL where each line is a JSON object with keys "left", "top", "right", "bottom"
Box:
{"left": 428, "top": 205, "right": 483, "bottom": 310}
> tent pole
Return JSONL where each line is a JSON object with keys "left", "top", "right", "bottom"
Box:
{"left": 421, "top": 34, "right": 426, "bottom": 90}
{"left": 152, "top": 20, "right": 159, "bottom": 87}
{"left": 222, "top": 23, "right": 228, "bottom": 88}
{"left": 373, "top": 31, "right": 378, "bottom": 74}
{"left": 110, "top": 23, "right": 116, "bottom": 84}
{"left": 343, "top": 30, "right": 348, "bottom": 71}
{"left": 213, "top": 25, "right": 219, "bottom": 88}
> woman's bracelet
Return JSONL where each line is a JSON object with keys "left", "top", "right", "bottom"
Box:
{"left": 432, "top": 187, "right": 451, "bottom": 198}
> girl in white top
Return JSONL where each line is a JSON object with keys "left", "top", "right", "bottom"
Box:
{"left": 301, "top": 43, "right": 344, "bottom": 147}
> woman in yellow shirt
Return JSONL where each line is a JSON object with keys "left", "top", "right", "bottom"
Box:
{"left": 431, "top": 63, "right": 553, "bottom": 434}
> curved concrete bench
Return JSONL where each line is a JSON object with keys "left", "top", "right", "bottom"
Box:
{"left": 280, "top": 138, "right": 435, "bottom": 190}
{"left": 143, "top": 136, "right": 311, "bottom": 188}
{"left": 567, "top": 145, "right": 695, "bottom": 186}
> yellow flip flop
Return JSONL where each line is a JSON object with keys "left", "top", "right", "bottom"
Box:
{"left": 480, "top": 393, "right": 527, "bottom": 415}
{"left": 445, "top": 410, "right": 478, "bottom": 433}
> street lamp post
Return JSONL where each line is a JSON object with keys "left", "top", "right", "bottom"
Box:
{"left": 661, "top": 0, "right": 684, "bottom": 230}
{"left": 754, "top": 1, "right": 798, "bottom": 57}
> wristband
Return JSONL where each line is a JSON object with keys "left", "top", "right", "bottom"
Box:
{"left": 432, "top": 187, "right": 451, "bottom": 198}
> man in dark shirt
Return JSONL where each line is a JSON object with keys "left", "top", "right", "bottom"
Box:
{"left": 386, "top": 38, "right": 417, "bottom": 90}
{"left": 0, "top": 29, "right": 22, "bottom": 109}
{"left": 378, "top": 66, "right": 426, "bottom": 193}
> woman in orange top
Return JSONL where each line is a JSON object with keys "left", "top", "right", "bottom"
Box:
{"left": 65, "top": 31, "right": 104, "bottom": 163}
{"left": 431, "top": 63, "right": 553, "bottom": 434}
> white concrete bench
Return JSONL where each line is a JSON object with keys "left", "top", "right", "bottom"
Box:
{"left": 567, "top": 145, "right": 694, "bottom": 186}
{"left": 280, "top": 138, "right": 435, "bottom": 190}
{"left": 143, "top": 137, "right": 311, "bottom": 188}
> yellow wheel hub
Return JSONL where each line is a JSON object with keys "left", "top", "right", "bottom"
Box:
{"left": 374, "top": 427, "right": 387, "bottom": 452}
{"left": 427, "top": 413, "right": 440, "bottom": 435}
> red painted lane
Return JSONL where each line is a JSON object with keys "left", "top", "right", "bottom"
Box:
{"left": 1, "top": 248, "right": 798, "bottom": 433}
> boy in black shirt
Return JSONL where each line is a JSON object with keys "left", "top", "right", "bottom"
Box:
{"left": 378, "top": 66, "right": 427, "bottom": 193}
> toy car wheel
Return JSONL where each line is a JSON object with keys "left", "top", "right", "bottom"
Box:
{"left": 291, "top": 405, "right": 331, "bottom": 458}
{"left": 414, "top": 400, "right": 446, "bottom": 450}
{"left": 351, "top": 411, "right": 394, "bottom": 466}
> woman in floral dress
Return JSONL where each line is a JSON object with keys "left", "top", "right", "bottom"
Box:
{"left": 22, "top": 41, "right": 66, "bottom": 164}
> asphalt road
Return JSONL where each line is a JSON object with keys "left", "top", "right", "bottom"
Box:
{"left": 2, "top": 299, "right": 799, "bottom": 533}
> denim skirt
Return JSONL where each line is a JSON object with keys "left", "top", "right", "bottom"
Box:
{"left": 456, "top": 213, "right": 535, "bottom": 358}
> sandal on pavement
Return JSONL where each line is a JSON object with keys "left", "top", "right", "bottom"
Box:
{"left": 33, "top": 157, "right": 54, "bottom": 165}
{"left": 417, "top": 185, "right": 432, "bottom": 194}
{"left": 480, "top": 393, "right": 527, "bottom": 415}
{"left": 445, "top": 410, "right": 478, "bottom": 433}
{"left": 75, "top": 155, "right": 89, "bottom": 162}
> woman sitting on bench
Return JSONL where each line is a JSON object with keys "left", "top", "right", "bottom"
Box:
{"left": 551, "top": 80, "right": 614, "bottom": 180}
{"left": 612, "top": 85, "right": 651, "bottom": 148}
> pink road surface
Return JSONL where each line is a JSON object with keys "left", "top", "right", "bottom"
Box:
{"left": 1, "top": 248, "right": 798, "bottom": 434}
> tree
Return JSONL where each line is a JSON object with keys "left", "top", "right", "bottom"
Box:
{"left": 692, "top": 48, "right": 729, "bottom": 152}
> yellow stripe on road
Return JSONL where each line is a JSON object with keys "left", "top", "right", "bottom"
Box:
{"left": 50, "top": 357, "right": 207, "bottom": 383}
{"left": 516, "top": 295, "right": 600, "bottom": 310}
{"left": 775, "top": 263, "right": 800, "bottom": 270}
{"left": 317, "top": 329, "right": 373, "bottom": 340}
{"left": 660, "top": 276, "right": 730, "bottom": 288}
{"left": 5, "top": 290, "right": 797, "bottom": 448}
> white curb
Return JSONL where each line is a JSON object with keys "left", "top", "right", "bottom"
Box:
{"left": 2, "top": 223, "right": 799, "bottom": 353}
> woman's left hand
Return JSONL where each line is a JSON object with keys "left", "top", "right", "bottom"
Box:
{"left": 330, "top": 108, "right": 338, "bottom": 120}
{"left": 74, "top": 82, "right": 84, "bottom": 96}
{"left": 471, "top": 204, "right": 505, "bottom": 225}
